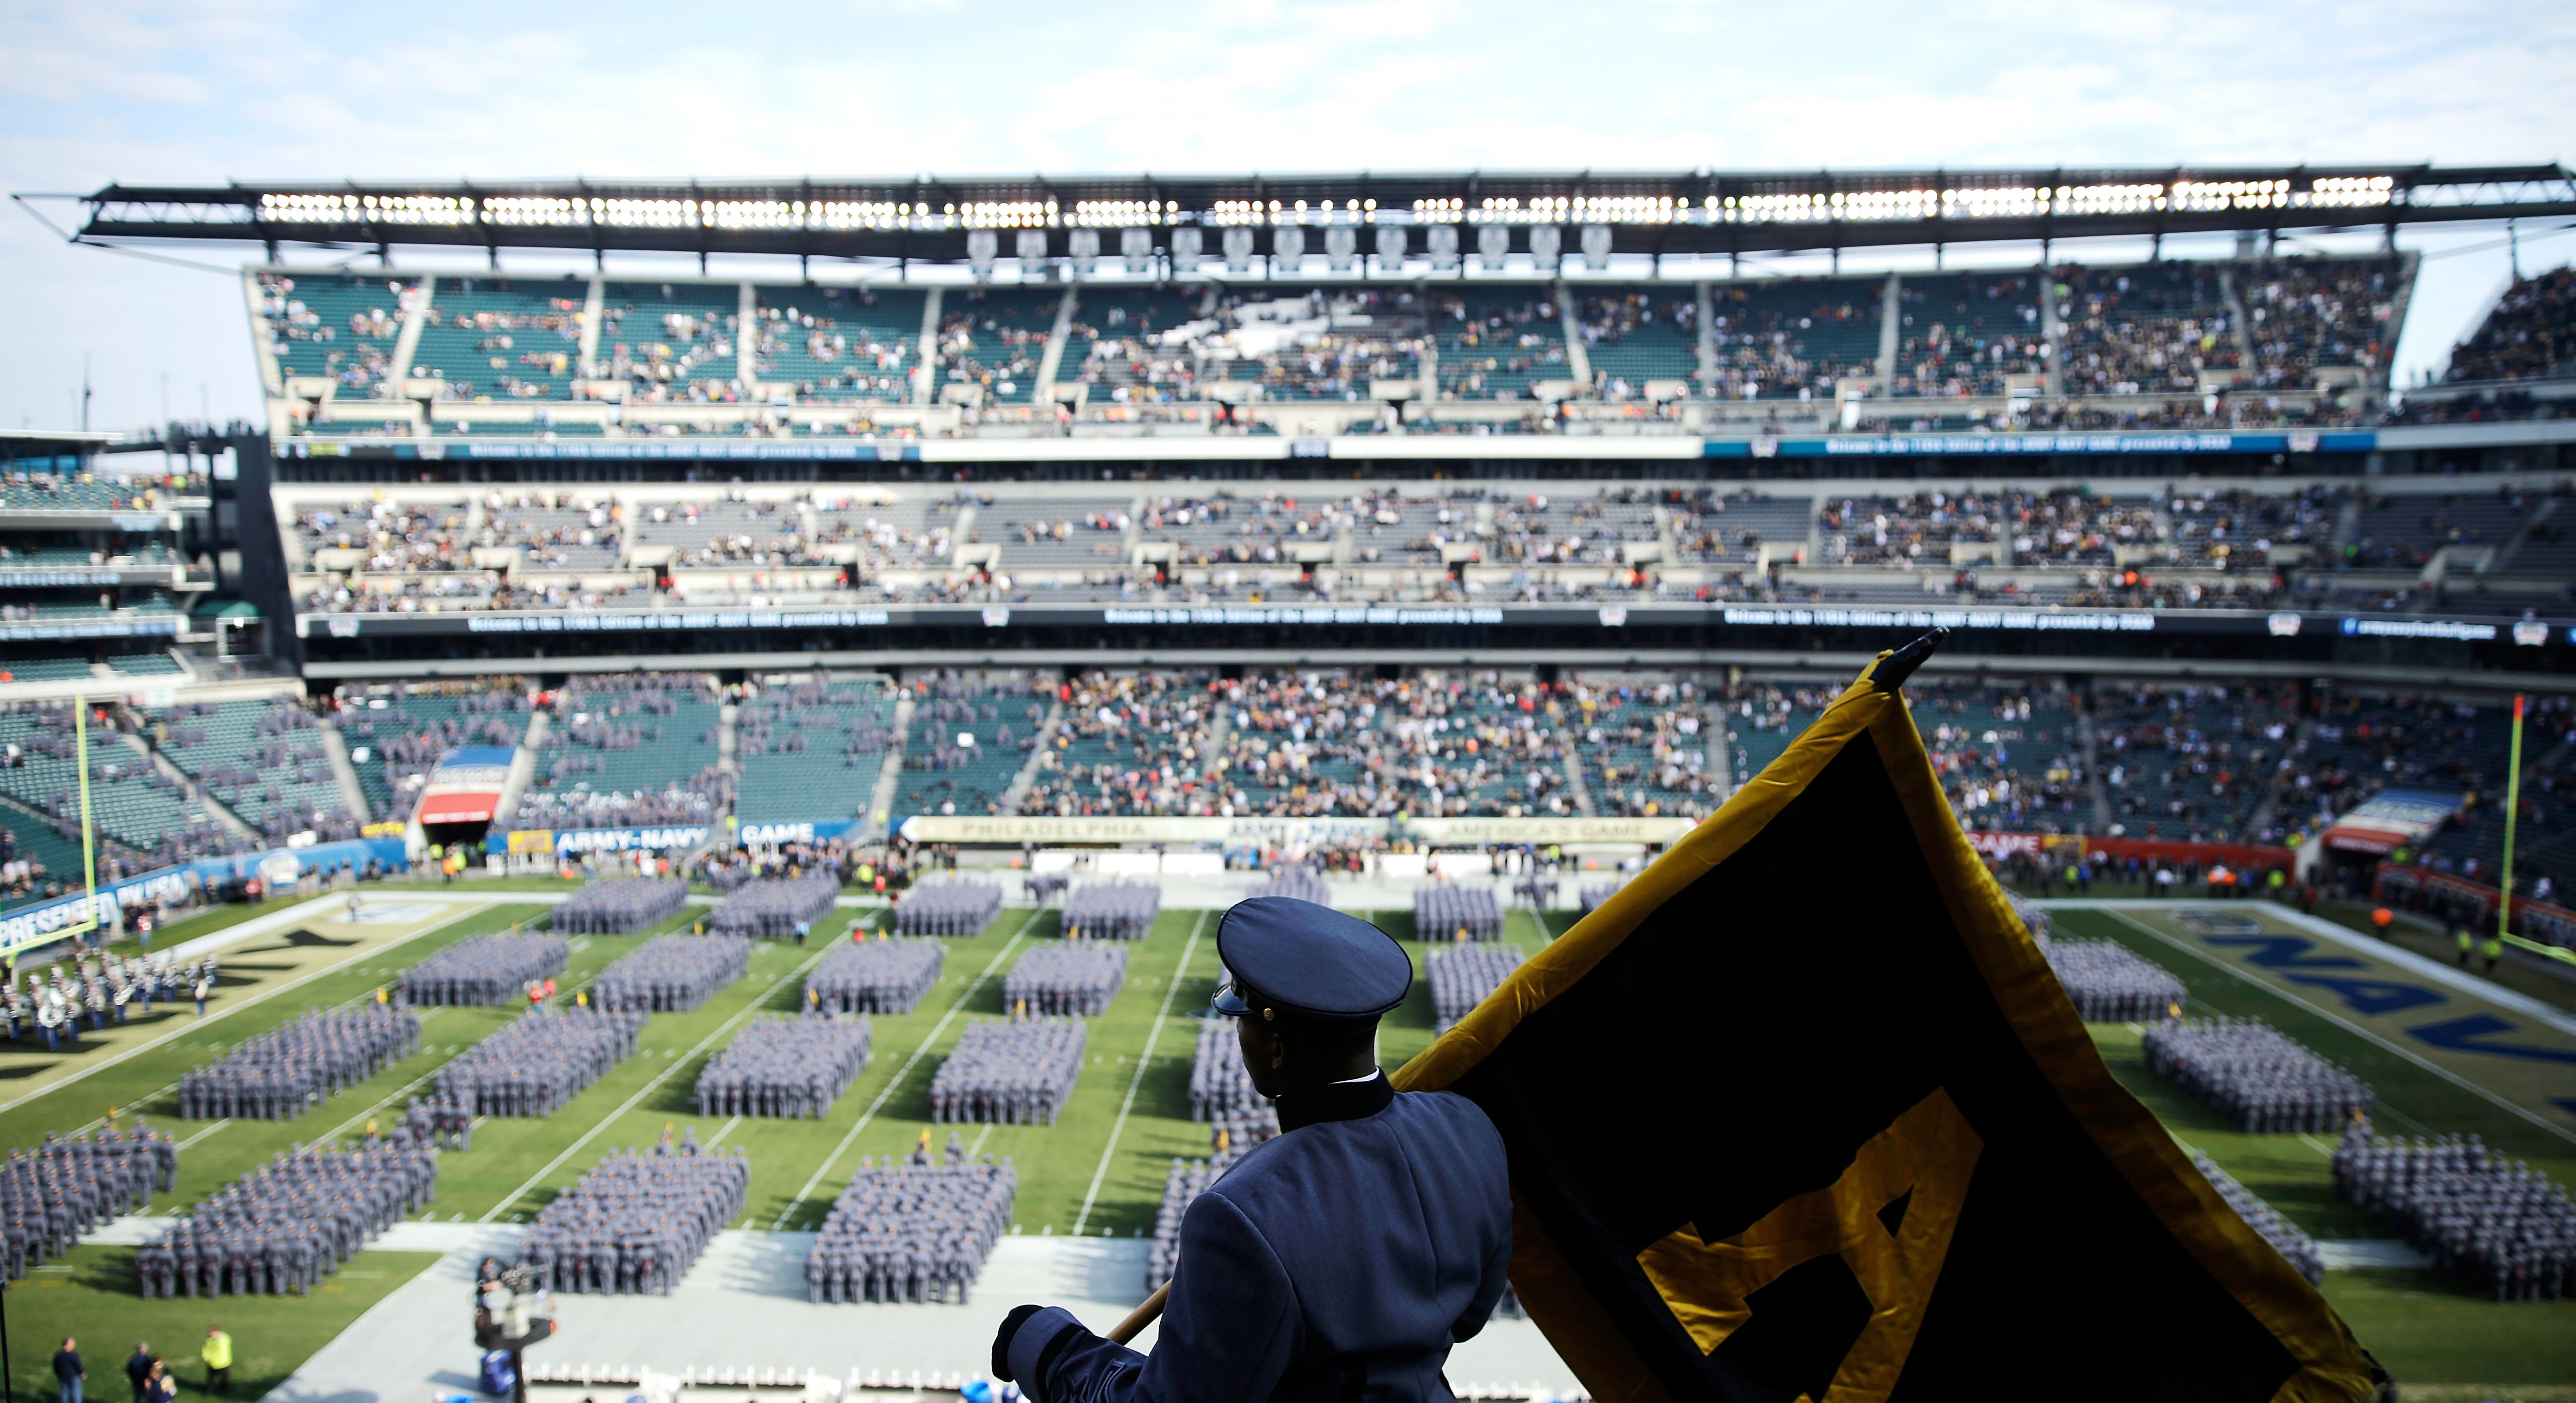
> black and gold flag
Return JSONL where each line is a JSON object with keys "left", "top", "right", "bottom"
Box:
{"left": 1393, "top": 644, "right": 2381, "bottom": 1403}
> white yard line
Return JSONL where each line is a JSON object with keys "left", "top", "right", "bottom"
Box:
{"left": 0, "top": 897, "right": 495, "bottom": 1117}
{"left": 174, "top": 1118, "right": 230, "bottom": 1149}
{"left": 706, "top": 1114, "right": 744, "bottom": 1149}
{"left": 479, "top": 941, "right": 841, "bottom": 1224}
{"left": 966, "top": 1123, "right": 995, "bottom": 1159}
{"left": 2097, "top": 908, "right": 2576, "bottom": 1149}
{"left": 772, "top": 908, "right": 1041, "bottom": 1228}
{"left": 1072, "top": 910, "right": 1206, "bottom": 1237}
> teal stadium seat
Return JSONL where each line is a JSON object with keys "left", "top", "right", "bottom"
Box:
{"left": 1435, "top": 288, "right": 1568, "bottom": 400}
{"left": 1893, "top": 272, "right": 2046, "bottom": 397}
{"left": 753, "top": 285, "right": 926, "bottom": 403}
{"left": 258, "top": 272, "right": 412, "bottom": 392}
{"left": 939, "top": 289, "right": 1062, "bottom": 405}
{"left": 412, "top": 276, "right": 587, "bottom": 402}
{"left": 601, "top": 283, "right": 743, "bottom": 402}
{"left": 1576, "top": 291, "right": 1699, "bottom": 396}
{"left": 736, "top": 677, "right": 900, "bottom": 823}
{"left": 1707, "top": 276, "right": 1884, "bottom": 399}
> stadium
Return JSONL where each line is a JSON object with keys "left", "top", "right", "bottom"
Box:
{"left": 2, "top": 154, "right": 2574, "bottom": 1403}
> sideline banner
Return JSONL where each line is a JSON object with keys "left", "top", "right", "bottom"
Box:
{"left": 485, "top": 825, "right": 712, "bottom": 856}
{"left": 0, "top": 836, "right": 409, "bottom": 960}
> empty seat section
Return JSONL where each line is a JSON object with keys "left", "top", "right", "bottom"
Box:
{"left": 153, "top": 697, "right": 354, "bottom": 842}
{"left": 989, "top": 497, "right": 1135, "bottom": 572}
{"left": 736, "top": 677, "right": 900, "bottom": 824}
{"left": 901, "top": 675, "right": 1048, "bottom": 817}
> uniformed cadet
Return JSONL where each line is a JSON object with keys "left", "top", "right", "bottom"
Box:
{"left": 992, "top": 895, "right": 1511, "bottom": 1403}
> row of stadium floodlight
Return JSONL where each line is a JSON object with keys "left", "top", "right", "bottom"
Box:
{"left": 254, "top": 177, "right": 2396, "bottom": 232}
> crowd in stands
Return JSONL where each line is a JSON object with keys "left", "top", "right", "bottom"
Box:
{"left": 1893, "top": 272, "right": 2047, "bottom": 397}
{"left": 2445, "top": 267, "right": 2576, "bottom": 384}
{"left": 2060, "top": 262, "right": 2238, "bottom": 397}
{"left": 1917, "top": 684, "right": 2089, "bottom": 835}
{"left": 270, "top": 472, "right": 2576, "bottom": 622}
{"left": 1212, "top": 671, "right": 1577, "bottom": 820}
{"left": 2100, "top": 684, "right": 2299, "bottom": 843}
{"left": 2239, "top": 258, "right": 2403, "bottom": 392}
{"left": 1706, "top": 278, "right": 1882, "bottom": 400}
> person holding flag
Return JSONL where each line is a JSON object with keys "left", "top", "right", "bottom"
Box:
{"left": 992, "top": 896, "right": 1511, "bottom": 1401}
{"left": 996, "top": 632, "right": 2388, "bottom": 1403}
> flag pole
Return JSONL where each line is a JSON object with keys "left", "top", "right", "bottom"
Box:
{"left": 1108, "top": 1282, "right": 1169, "bottom": 1344}
{"left": 2498, "top": 694, "right": 2525, "bottom": 952}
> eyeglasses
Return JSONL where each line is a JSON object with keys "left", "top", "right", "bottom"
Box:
{"left": 1211, "top": 979, "right": 1252, "bottom": 1017}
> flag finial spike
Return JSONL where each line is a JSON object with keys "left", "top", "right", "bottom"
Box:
{"left": 1872, "top": 628, "right": 1949, "bottom": 693}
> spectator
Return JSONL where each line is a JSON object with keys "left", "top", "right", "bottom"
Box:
{"left": 54, "top": 1338, "right": 85, "bottom": 1403}
{"left": 201, "top": 1326, "right": 232, "bottom": 1396}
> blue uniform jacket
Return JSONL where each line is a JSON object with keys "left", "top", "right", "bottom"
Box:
{"left": 1008, "top": 1073, "right": 1511, "bottom": 1403}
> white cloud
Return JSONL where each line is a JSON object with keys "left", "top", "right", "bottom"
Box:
{"left": 0, "top": 0, "right": 2566, "bottom": 427}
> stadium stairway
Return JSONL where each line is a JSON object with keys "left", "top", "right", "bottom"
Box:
{"left": 1557, "top": 287, "right": 1592, "bottom": 388}
{"left": 1559, "top": 742, "right": 1599, "bottom": 816}
{"left": 2076, "top": 706, "right": 2115, "bottom": 830}
{"left": 478, "top": 709, "right": 548, "bottom": 845}
{"left": 388, "top": 285, "right": 430, "bottom": 385}
{"left": 2239, "top": 714, "right": 2314, "bottom": 841}
{"left": 999, "top": 699, "right": 1066, "bottom": 812}
{"left": 912, "top": 289, "right": 944, "bottom": 406}
{"left": 2217, "top": 267, "right": 2260, "bottom": 376}
{"left": 2492, "top": 496, "right": 2562, "bottom": 575}
{"left": 1876, "top": 275, "right": 1902, "bottom": 387}
{"left": 864, "top": 694, "right": 917, "bottom": 837}
{"left": 1032, "top": 289, "right": 1078, "bottom": 402}
{"left": 318, "top": 721, "right": 371, "bottom": 824}
{"left": 579, "top": 276, "right": 607, "bottom": 373}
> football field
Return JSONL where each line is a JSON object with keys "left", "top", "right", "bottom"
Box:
{"left": 2, "top": 883, "right": 2572, "bottom": 1398}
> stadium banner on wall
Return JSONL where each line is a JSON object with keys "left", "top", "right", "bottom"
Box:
{"left": 1393, "top": 649, "right": 2380, "bottom": 1402}
{"left": 414, "top": 745, "right": 515, "bottom": 825}
{"left": 524, "top": 826, "right": 711, "bottom": 856}
{"left": 500, "top": 829, "right": 557, "bottom": 857}
{"left": 2319, "top": 788, "right": 2460, "bottom": 855}
{"left": 735, "top": 819, "right": 857, "bottom": 846}
{"left": 0, "top": 837, "right": 409, "bottom": 960}
{"left": 894, "top": 814, "right": 1697, "bottom": 846}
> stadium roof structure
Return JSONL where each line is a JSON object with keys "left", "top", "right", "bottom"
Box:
{"left": 58, "top": 164, "right": 2576, "bottom": 265}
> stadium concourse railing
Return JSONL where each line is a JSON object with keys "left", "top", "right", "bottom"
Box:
{"left": 2374, "top": 862, "right": 2576, "bottom": 953}
{"left": 0, "top": 835, "right": 409, "bottom": 962}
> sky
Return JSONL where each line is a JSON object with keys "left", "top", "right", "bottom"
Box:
{"left": 2, "top": 0, "right": 2572, "bottom": 435}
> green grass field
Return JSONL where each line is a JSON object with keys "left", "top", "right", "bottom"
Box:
{"left": 1, "top": 884, "right": 2570, "bottom": 1396}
